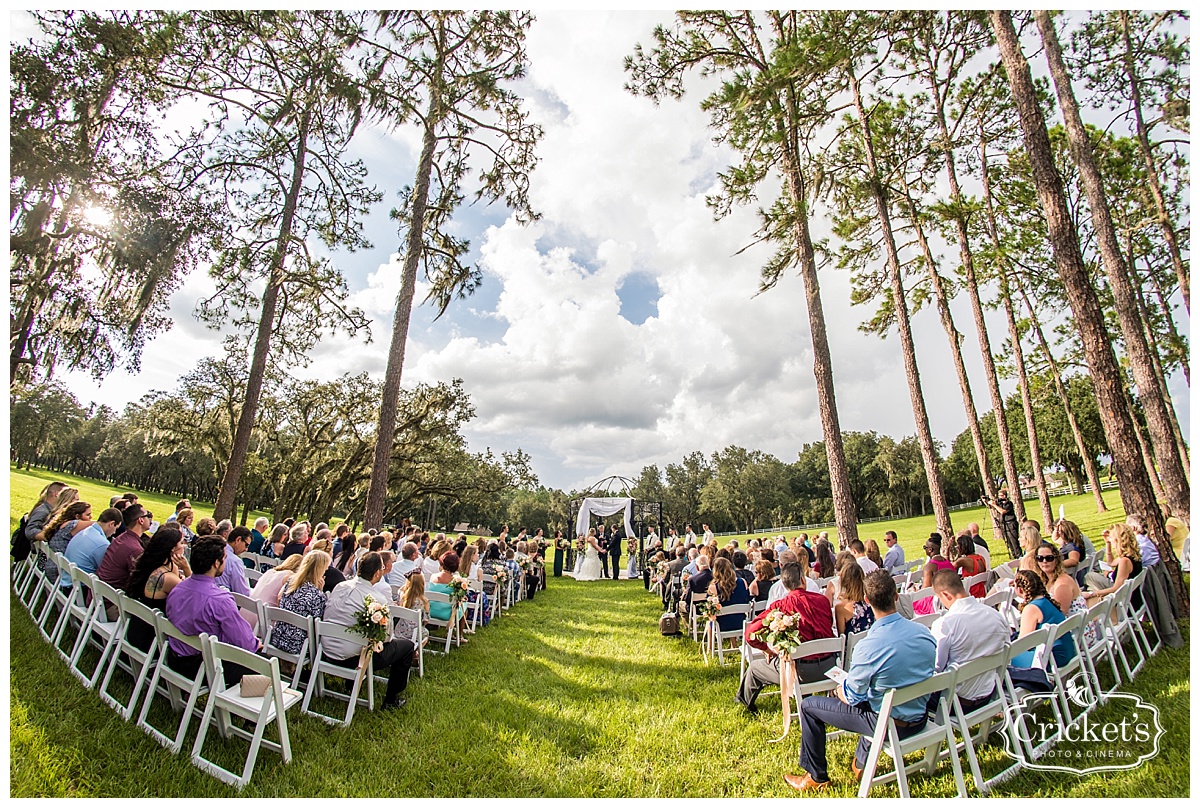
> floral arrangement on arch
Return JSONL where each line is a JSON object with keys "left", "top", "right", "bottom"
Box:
{"left": 351, "top": 594, "right": 392, "bottom": 654}
{"left": 752, "top": 609, "right": 803, "bottom": 655}
{"left": 448, "top": 574, "right": 470, "bottom": 602}
{"left": 575, "top": 537, "right": 586, "bottom": 551}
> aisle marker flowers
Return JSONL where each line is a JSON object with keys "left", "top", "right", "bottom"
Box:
{"left": 752, "top": 609, "right": 806, "bottom": 742}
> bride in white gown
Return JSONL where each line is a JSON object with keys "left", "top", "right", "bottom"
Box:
{"left": 576, "top": 528, "right": 605, "bottom": 581}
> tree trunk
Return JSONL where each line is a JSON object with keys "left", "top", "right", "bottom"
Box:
{"left": 1037, "top": 10, "right": 1190, "bottom": 526}
{"left": 1119, "top": 10, "right": 1189, "bottom": 313}
{"left": 770, "top": 14, "right": 859, "bottom": 545}
{"left": 923, "top": 60, "right": 1023, "bottom": 534}
{"left": 976, "top": 134, "right": 1031, "bottom": 527}
{"left": 363, "top": 94, "right": 440, "bottom": 530}
{"left": 1018, "top": 285, "right": 1108, "bottom": 512}
{"left": 901, "top": 178, "right": 1003, "bottom": 540}
{"left": 999, "top": 266, "right": 1054, "bottom": 529}
{"left": 991, "top": 10, "right": 1185, "bottom": 612}
{"left": 848, "top": 70, "right": 952, "bottom": 539}
{"left": 214, "top": 109, "right": 312, "bottom": 522}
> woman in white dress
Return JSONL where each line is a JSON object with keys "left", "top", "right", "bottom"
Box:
{"left": 576, "top": 528, "right": 605, "bottom": 581}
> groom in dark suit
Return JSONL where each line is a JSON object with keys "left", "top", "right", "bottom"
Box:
{"left": 608, "top": 522, "right": 624, "bottom": 579}
{"left": 596, "top": 523, "right": 608, "bottom": 571}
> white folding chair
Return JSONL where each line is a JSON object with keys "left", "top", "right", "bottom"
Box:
{"left": 707, "top": 603, "right": 751, "bottom": 665}
{"left": 482, "top": 574, "right": 502, "bottom": 620}
{"left": 391, "top": 605, "right": 425, "bottom": 678}
{"left": 232, "top": 591, "right": 267, "bottom": 641}
{"left": 244, "top": 566, "right": 263, "bottom": 587}
{"left": 98, "top": 595, "right": 163, "bottom": 720}
{"left": 783, "top": 636, "right": 846, "bottom": 728}
{"left": 1078, "top": 595, "right": 1123, "bottom": 703}
{"left": 912, "top": 611, "right": 940, "bottom": 629}
{"left": 843, "top": 629, "right": 869, "bottom": 668}
{"left": 962, "top": 571, "right": 991, "bottom": 597}
{"left": 258, "top": 555, "right": 280, "bottom": 572}
{"left": 262, "top": 606, "right": 315, "bottom": 692}
{"left": 947, "top": 648, "right": 1010, "bottom": 795}
{"left": 463, "top": 578, "right": 485, "bottom": 632}
{"left": 687, "top": 593, "right": 709, "bottom": 642}
{"left": 136, "top": 616, "right": 210, "bottom": 753}
{"left": 36, "top": 552, "right": 73, "bottom": 640}
{"left": 192, "top": 636, "right": 303, "bottom": 789}
{"left": 300, "top": 620, "right": 374, "bottom": 727}
{"left": 13, "top": 541, "right": 46, "bottom": 607}
{"left": 1125, "top": 568, "right": 1161, "bottom": 657}
{"left": 857, "top": 668, "right": 967, "bottom": 798}
{"left": 999, "top": 627, "right": 1057, "bottom": 765}
{"left": 425, "top": 591, "right": 461, "bottom": 653}
{"left": 981, "top": 589, "right": 1012, "bottom": 612}
{"left": 69, "top": 576, "right": 126, "bottom": 690}
{"left": 50, "top": 562, "right": 93, "bottom": 661}
{"left": 1180, "top": 536, "right": 1190, "bottom": 573}
{"left": 1108, "top": 579, "right": 1147, "bottom": 679}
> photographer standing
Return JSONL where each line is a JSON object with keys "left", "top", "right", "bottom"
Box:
{"left": 985, "top": 489, "right": 1020, "bottom": 556}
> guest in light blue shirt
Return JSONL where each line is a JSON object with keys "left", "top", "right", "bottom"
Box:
{"left": 785, "top": 569, "right": 936, "bottom": 792}
{"left": 1126, "top": 515, "right": 1160, "bottom": 567}
{"left": 214, "top": 527, "right": 251, "bottom": 596}
{"left": 882, "top": 531, "right": 906, "bottom": 575}
{"left": 62, "top": 517, "right": 120, "bottom": 586}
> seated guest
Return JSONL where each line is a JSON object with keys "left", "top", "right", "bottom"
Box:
{"left": 262, "top": 523, "right": 288, "bottom": 558}
{"left": 323, "top": 552, "right": 415, "bottom": 709}
{"left": 929, "top": 569, "right": 1009, "bottom": 711}
{"left": 966, "top": 523, "right": 991, "bottom": 567}
{"left": 271, "top": 550, "right": 331, "bottom": 656}
{"left": 97, "top": 505, "right": 152, "bottom": 595}
{"left": 391, "top": 542, "right": 423, "bottom": 584}
{"left": 748, "top": 559, "right": 777, "bottom": 600}
{"left": 333, "top": 534, "right": 359, "bottom": 578}
{"left": 864, "top": 540, "right": 884, "bottom": 571}
{"left": 395, "top": 574, "right": 429, "bottom": 645}
{"left": 164, "top": 538, "right": 260, "bottom": 685}
{"left": 1124, "top": 514, "right": 1160, "bottom": 568}
{"left": 428, "top": 551, "right": 470, "bottom": 636}
{"left": 707, "top": 557, "right": 751, "bottom": 634}
{"left": 42, "top": 501, "right": 92, "bottom": 580}
{"left": 732, "top": 551, "right": 755, "bottom": 586}
{"left": 1010, "top": 570, "right": 1076, "bottom": 668}
{"left": 785, "top": 570, "right": 936, "bottom": 793}
{"left": 248, "top": 516, "right": 270, "bottom": 554}
{"left": 423, "top": 538, "right": 452, "bottom": 577}
{"left": 812, "top": 541, "right": 836, "bottom": 579}
{"left": 122, "top": 525, "right": 191, "bottom": 651}
{"left": 62, "top": 507, "right": 121, "bottom": 587}
{"left": 249, "top": 553, "right": 304, "bottom": 609}
{"left": 215, "top": 526, "right": 252, "bottom": 596}
{"left": 881, "top": 531, "right": 906, "bottom": 576}
{"left": 849, "top": 540, "right": 879, "bottom": 574}
{"left": 687, "top": 554, "right": 713, "bottom": 608}
{"left": 1036, "top": 542, "right": 1095, "bottom": 645}
{"left": 772, "top": 551, "right": 821, "bottom": 601}
{"left": 830, "top": 562, "right": 875, "bottom": 636}
{"left": 280, "top": 522, "right": 309, "bottom": 560}
{"left": 736, "top": 562, "right": 837, "bottom": 712}
{"left": 1083, "top": 523, "right": 1143, "bottom": 610}
{"left": 373, "top": 551, "right": 398, "bottom": 602}
{"left": 913, "top": 536, "right": 954, "bottom": 616}
{"left": 480, "top": 543, "right": 505, "bottom": 597}
{"left": 952, "top": 534, "right": 989, "bottom": 598}
{"left": 1018, "top": 524, "right": 1043, "bottom": 573}
{"left": 458, "top": 544, "right": 491, "bottom": 626}
{"left": 1051, "top": 519, "right": 1084, "bottom": 572}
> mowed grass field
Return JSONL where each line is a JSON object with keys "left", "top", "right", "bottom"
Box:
{"left": 8, "top": 467, "right": 1188, "bottom": 797}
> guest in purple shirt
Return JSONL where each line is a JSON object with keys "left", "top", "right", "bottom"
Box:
{"left": 213, "top": 527, "right": 252, "bottom": 596}
{"left": 165, "top": 538, "right": 260, "bottom": 685}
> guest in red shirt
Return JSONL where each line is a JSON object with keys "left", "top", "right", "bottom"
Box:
{"left": 736, "top": 562, "right": 836, "bottom": 712}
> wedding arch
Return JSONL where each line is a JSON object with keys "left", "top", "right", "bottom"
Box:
{"left": 566, "top": 476, "right": 663, "bottom": 579}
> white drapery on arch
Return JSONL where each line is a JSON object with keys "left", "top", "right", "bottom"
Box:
{"left": 574, "top": 497, "right": 635, "bottom": 540}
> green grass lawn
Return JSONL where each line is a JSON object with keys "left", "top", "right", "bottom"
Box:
{"left": 9, "top": 466, "right": 1187, "bottom": 796}
{"left": 9, "top": 571, "right": 1189, "bottom": 797}
{"left": 8, "top": 464, "right": 274, "bottom": 533}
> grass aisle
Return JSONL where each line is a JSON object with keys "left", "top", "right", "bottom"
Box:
{"left": 9, "top": 573, "right": 1189, "bottom": 797}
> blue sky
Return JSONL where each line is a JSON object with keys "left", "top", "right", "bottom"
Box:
{"left": 38, "top": 10, "right": 1190, "bottom": 493}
